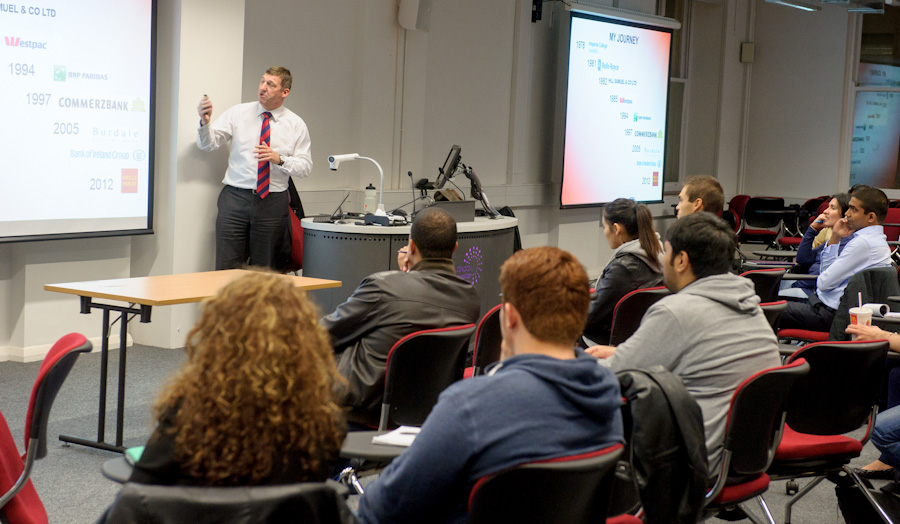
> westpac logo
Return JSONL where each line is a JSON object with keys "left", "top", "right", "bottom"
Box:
{"left": 4, "top": 36, "right": 48, "bottom": 49}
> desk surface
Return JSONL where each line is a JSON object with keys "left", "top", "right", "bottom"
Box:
{"left": 302, "top": 215, "right": 517, "bottom": 235}
{"left": 45, "top": 270, "right": 341, "bottom": 307}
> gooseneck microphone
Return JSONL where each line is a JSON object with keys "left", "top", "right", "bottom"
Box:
{"left": 408, "top": 171, "right": 416, "bottom": 216}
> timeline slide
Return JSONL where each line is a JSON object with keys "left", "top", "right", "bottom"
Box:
{"left": 0, "top": 0, "right": 154, "bottom": 242}
{"left": 560, "top": 12, "right": 671, "bottom": 208}
{"left": 849, "top": 63, "right": 900, "bottom": 189}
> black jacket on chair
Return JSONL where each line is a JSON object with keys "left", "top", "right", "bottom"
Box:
{"left": 584, "top": 251, "right": 663, "bottom": 344}
{"left": 615, "top": 366, "right": 708, "bottom": 524}
{"left": 322, "top": 258, "right": 480, "bottom": 428}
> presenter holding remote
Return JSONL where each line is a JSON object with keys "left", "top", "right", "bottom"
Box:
{"left": 197, "top": 66, "right": 313, "bottom": 270}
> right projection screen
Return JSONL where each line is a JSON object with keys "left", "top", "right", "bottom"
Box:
{"left": 560, "top": 10, "right": 673, "bottom": 208}
{"left": 849, "top": 63, "right": 900, "bottom": 189}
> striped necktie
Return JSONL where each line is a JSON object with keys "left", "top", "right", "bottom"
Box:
{"left": 257, "top": 111, "right": 273, "bottom": 198}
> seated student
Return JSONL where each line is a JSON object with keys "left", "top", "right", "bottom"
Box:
{"left": 587, "top": 212, "right": 781, "bottom": 475}
{"left": 780, "top": 188, "right": 892, "bottom": 332}
{"left": 845, "top": 322, "right": 900, "bottom": 479}
{"left": 676, "top": 174, "right": 725, "bottom": 218}
{"left": 780, "top": 193, "right": 852, "bottom": 300}
{"left": 321, "top": 207, "right": 480, "bottom": 429}
{"left": 128, "top": 272, "right": 347, "bottom": 486}
{"left": 356, "top": 247, "right": 624, "bottom": 524}
{"left": 583, "top": 198, "right": 663, "bottom": 343}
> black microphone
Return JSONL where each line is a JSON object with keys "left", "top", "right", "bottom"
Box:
{"left": 408, "top": 171, "right": 415, "bottom": 216}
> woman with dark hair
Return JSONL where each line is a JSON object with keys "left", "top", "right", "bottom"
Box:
{"left": 781, "top": 193, "right": 852, "bottom": 299}
{"left": 128, "top": 272, "right": 347, "bottom": 486}
{"left": 582, "top": 198, "right": 663, "bottom": 344}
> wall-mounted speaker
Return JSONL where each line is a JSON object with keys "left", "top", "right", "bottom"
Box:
{"left": 398, "top": 0, "right": 434, "bottom": 32}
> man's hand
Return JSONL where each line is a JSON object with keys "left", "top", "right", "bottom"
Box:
{"left": 829, "top": 217, "right": 852, "bottom": 244}
{"left": 585, "top": 345, "right": 615, "bottom": 359}
{"left": 397, "top": 245, "right": 410, "bottom": 272}
{"left": 198, "top": 96, "right": 213, "bottom": 126}
{"left": 255, "top": 144, "right": 281, "bottom": 166}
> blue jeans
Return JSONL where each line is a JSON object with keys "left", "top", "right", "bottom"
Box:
{"left": 873, "top": 404, "right": 900, "bottom": 468}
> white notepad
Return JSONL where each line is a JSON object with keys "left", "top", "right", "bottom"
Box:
{"left": 371, "top": 426, "right": 421, "bottom": 447}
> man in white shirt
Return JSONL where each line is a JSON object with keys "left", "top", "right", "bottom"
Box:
{"left": 197, "top": 66, "right": 313, "bottom": 270}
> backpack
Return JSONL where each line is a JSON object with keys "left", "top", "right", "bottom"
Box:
{"left": 612, "top": 366, "right": 708, "bottom": 524}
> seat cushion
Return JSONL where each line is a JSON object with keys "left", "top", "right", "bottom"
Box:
{"left": 777, "top": 329, "right": 828, "bottom": 342}
{"left": 778, "top": 237, "right": 801, "bottom": 247}
{"left": 773, "top": 425, "right": 863, "bottom": 461}
{"left": 710, "top": 473, "right": 769, "bottom": 506}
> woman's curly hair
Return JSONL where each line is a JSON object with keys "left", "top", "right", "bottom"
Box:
{"left": 153, "top": 271, "right": 346, "bottom": 485}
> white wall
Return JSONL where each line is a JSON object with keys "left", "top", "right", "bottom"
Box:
{"left": 744, "top": 1, "right": 852, "bottom": 198}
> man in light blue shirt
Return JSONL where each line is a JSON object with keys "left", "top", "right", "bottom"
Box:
{"left": 781, "top": 188, "right": 892, "bottom": 331}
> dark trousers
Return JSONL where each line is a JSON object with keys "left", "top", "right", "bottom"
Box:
{"left": 215, "top": 185, "right": 288, "bottom": 270}
{"left": 781, "top": 299, "right": 837, "bottom": 332}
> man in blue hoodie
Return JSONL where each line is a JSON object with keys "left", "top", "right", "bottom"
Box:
{"left": 356, "top": 246, "right": 624, "bottom": 524}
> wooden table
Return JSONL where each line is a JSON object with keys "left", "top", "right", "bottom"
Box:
{"left": 45, "top": 270, "right": 341, "bottom": 452}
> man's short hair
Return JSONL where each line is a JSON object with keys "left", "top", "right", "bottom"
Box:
{"left": 849, "top": 184, "right": 872, "bottom": 194}
{"left": 499, "top": 247, "right": 590, "bottom": 346}
{"left": 684, "top": 175, "right": 724, "bottom": 216}
{"left": 410, "top": 207, "right": 457, "bottom": 258}
{"left": 667, "top": 212, "right": 735, "bottom": 280}
{"left": 853, "top": 187, "right": 889, "bottom": 224}
{"left": 266, "top": 66, "right": 292, "bottom": 91}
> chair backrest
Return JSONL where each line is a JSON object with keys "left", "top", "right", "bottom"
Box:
{"left": 759, "top": 300, "right": 787, "bottom": 331}
{"left": 471, "top": 304, "right": 502, "bottom": 376}
{"left": 706, "top": 359, "right": 810, "bottom": 504}
{"left": 381, "top": 324, "right": 476, "bottom": 430}
{"left": 729, "top": 195, "right": 751, "bottom": 220}
{"left": 25, "top": 333, "right": 93, "bottom": 457}
{"left": 467, "top": 444, "right": 623, "bottom": 524}
{"left": 739, "top": 268, "right": 786, "bottom": 303}
{"left": 609, "top": 287, "right": 670, "bottom": 346}
{"left": 785, "top": 340, "right": 889, "bottom": 435}
{"left": 883, "top": 208, "right": 900, "bottom": 242}
{"left": 742, "top": 197, "right": 786, "bottom": 229}
{"left": 99, "top": 481, "right": 355, "bottom": 524}
{"left": 721, "top": 359, "right": 810, "bottom": 476}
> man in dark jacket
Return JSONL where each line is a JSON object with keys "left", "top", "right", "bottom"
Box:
{"left": 321, "top": 207, "right": 480, "bottom": 428}
{"left": 356, "top": 246, "right": 624, "bottom": 524}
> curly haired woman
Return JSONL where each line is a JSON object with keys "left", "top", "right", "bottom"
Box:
{"left": 128, "top": 272, "right": 347, "bottom": 486}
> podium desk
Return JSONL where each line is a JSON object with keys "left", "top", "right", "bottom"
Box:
{"left": 302, "top": 216, "right": 518, "bottom": 316}
{"left": 45, "top": 270, "right": 341, "bottom": 452}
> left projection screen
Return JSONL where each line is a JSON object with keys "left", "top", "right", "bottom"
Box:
{"left": 0, "top": 0, "right": 155, "bottom": 243}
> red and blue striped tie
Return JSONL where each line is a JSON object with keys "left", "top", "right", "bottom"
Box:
{"left": 257, "top": 111, "right": 273, "bottom": 198}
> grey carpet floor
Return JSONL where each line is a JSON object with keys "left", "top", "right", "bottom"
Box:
{"left": 0, "top": 343, "right": 880, "bottom": 523}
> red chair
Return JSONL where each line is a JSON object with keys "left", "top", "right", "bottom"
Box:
{"left": 729, "top": 195, "right": 751, "bottom": 222}
{"left": 608, "top": 287, "right": 670, "bottom": 346}
{"left": 379, "top": 324, "right": 475, "bottom": 430}
{"left": 704, "top": 359, "right": 810, "bottom": 523}
{"left": 740, "top": 268, "right": 786, "bottom": 303}
{"left": 464, "top": 304, "right": 501, "bottom": 379}
{"left": 767, "top": 340, "right": 891, "bottom": 524}
{"left": 738, "top": 197, "right": 786, "bottom": 247}
{"left": 0, "top": 333, "right": 93, "bottom": 524}
{"left": 778, "top": 196, "right": 830, "bottom": 249}
{"left": 467, "top": 444, "right": 623, "bottom": 524}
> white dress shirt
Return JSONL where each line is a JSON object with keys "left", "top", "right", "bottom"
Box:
{"left": 197, "top": 101, "right": 312, "bottom": 193}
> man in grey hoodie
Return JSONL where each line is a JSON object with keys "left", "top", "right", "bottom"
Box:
{"left": 588, "top": 212, "right": 781, "bottom": 475}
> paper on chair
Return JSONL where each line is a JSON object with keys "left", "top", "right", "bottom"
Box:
{"left": 372, "top": 426, "right": 421, "bottom": 447}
